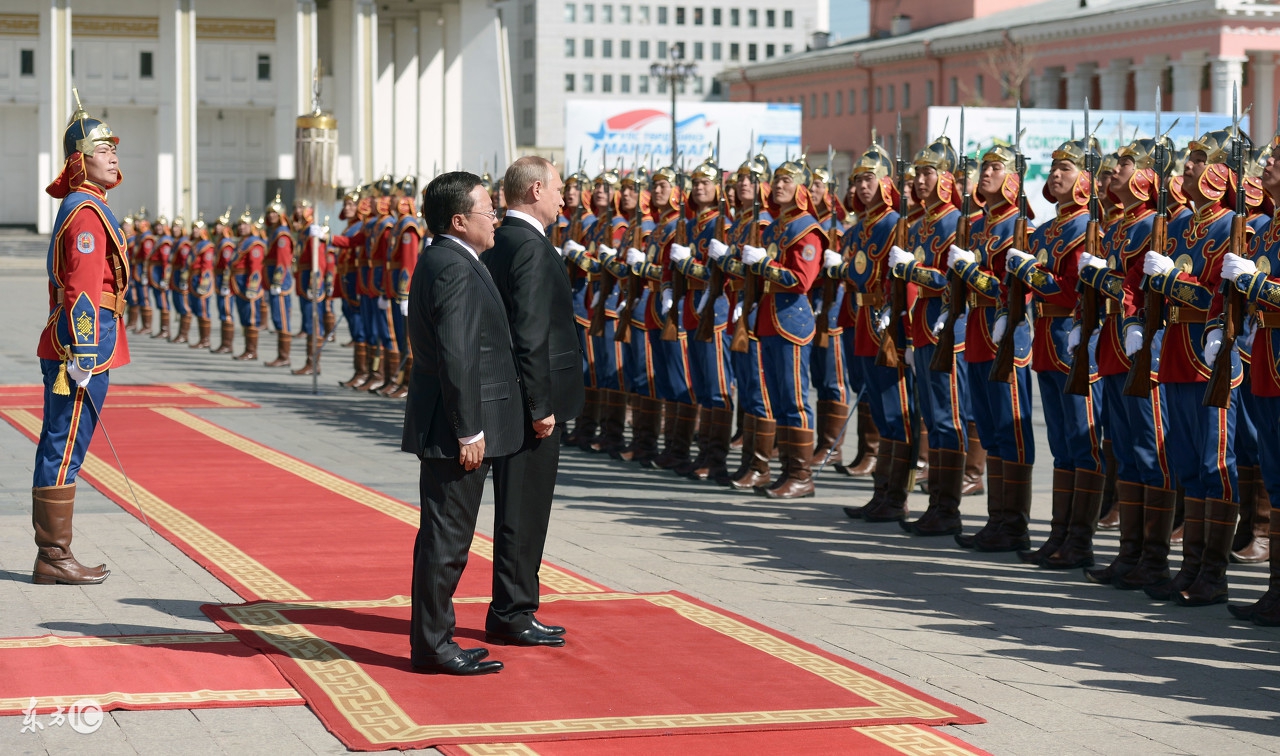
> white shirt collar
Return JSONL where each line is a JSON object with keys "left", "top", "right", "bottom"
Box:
{"left": 441, "top": 234, "right": 479, "bottom": 259}
{"left": 503, "top": 209, "right": 547, "bottom": 236}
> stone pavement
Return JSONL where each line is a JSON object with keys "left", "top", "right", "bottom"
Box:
{"left": 0, "top": 262, "right": 1278, "bottom": 755}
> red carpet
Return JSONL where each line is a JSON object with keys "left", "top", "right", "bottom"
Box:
{"left": 0, "top": 632, "right": 300, "bottom": 715}
{"left": 0, "top": 383, "right": 256, "bottom": 409}
{"left": 207, "top": 593, "right": 982, "bottom": 751}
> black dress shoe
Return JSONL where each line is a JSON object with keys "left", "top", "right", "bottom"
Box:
{"left": 531, "top": 617, "right": 566, "bottom": 636}
{"left": 485, "top": 628, "right": 566, "bottom": 647}
{"left": 461, "top": 647, "right": 489, "bottom": 662}
{"left": 413, "top": 652, "right": 503, "bottom": 676}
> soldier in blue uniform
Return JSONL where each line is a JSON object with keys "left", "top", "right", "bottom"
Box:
{"left": 806, "top": 165, "right": 851, "bottom": 469}
{"left": 263, "top": 191, "right": 295, "bottom": 368}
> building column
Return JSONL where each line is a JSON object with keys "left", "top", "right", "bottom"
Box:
{"left": 1132, "top": 54, "right": 1166, "bottom": 111}
{"left": 393, "top": 17, "right": 419, "bottom": 176}
{"left": 36, "top": 0, "right": 71, "bottom": 234}
{"left": 442, "top": 2, "right": 462, "bottom": 169}
{"left": 1099, "top": 59, "right": 1130, "bottom": 111}
{"left": 1171, "top": 51, "right": 1205, "bottom": 113}
{"left": 418, "top": 9, "right": 445, "bottom": 176}
{"left": 1253, "top": 52, "right": 1276, "bottom": 142}
{"left": 157, "top": 0, "right": 197, "bottom": 221}
{"left": 1034, "top": 66, "right": 1061, "bottom": 109}
{"left": 372, "top": 22, "right": 394, "bottom": 177}
{"left": 350, "top": 0, "right": 377, "bottom": 185}
{"left": 1066, "top": 62, "right": 1096, "bottom": 109}
{"left": 1208, "top": 54, "right": 1246, "bottom": 115}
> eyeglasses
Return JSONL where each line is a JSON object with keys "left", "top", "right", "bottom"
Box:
{"left": 465, "top": 209, "right": 500, "bottom": 221}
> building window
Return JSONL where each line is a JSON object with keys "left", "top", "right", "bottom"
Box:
{"left": 603, "top": 39, "right": 613, "bottom": 57}
{"left": 730, "top": 8, "right": 739, "bottom": 26}
{"left": 926, "top": 79, "right": 934, "bottom": 106}
{"left": 256, "top": 54, "right": 270, "bottom": 81}
{"left": 603, "top": 74, "right": 613, "bottom": 92}
{"left": 522, "top": 39, "right": 534, "bottom": 58}
{"left": 522, "top": 72, "right": 534, "bottom": 93}
{"left": 638, "top": 5, "right": 649, "bottom": 23}
{"left": 694, "top": 76, "right": 704, "bottom": 94}
{"left": 566, "top": 3, "right": 576, "bottom": 22}
{"left": 694, "top": 7, "right": 704, "bottom": 25}
{"left": 602, "top": 4, "right": 613, "bottom": 22}
{"left": 639, "top": 75, "right": 650, "bottom": 93}
{"left": 565, "top": 38, "right": 576, "bottom": 57}
{"left": 748, "top": 43, "right": 757, "bottom": 61}
{"left": 822, "top": 92, "right": 829, "bottom": 117}
{"left": 975, "top": 73, "right": 984, "bottom": 100}
{"left": 887, "top": 84, "right": 894, "bottom": 111}
{"left": 949, "top": 77, "right": 958, "bottom": 104}
{"left": 658, "top": 6, "right": 667, "bottom": 24}
{"left": 676, "top": 7, "right": 685, "bottom": 24}
{"left": 784, "top": 44, "right": 792, "bottom": 54}
{"left": 902, "top": 82, "right": 910, "bottom": 108}
{"left": 658, "top": 40, "right": 668, "bottom": 58}
{"left": 20, "top": 49, "right": 34, "bottom": 76}
{"left": 876, "top": 86, "right": 883, "bottom": 111}
{"left": 565, "top": 73, "right": 575, "bottom": 91}
{"left": 622, "top": 74, "right": 631, "bottom": 92}
{"left": 657, "top": 76, "right": 667, "bottom": 93}
{"left": 621, "top": 40, "right": 631, "bottom": 58}
{"left": 729, "top": 42, "right": 739, "bottom": 61}
{"left": 694, "top": 42, "right": 703, "bottom": 60}
{"left": 848, "top": 88, "right": 856, "bottom": 114}
{"left": 141, "top": 51, "right": 156, "bottom": 79}
{"left": 862, "top": 87, "right": 870, "bottom": 112}
{"left": 766, "top": 43, "right": 774, "bottom": 58}
{"left": 673, "top": 41, "right": 685, "bottom": 58}
{"left": 711, "top": 42, "right": 721, "bottom": 60}
{"left": 523, "top": 107, "right": 534, "bottom": 127}
{"left": 766, "top": 9, "right": 775, "bottom": 27}
{"left": 784, "top": 9, "right": 793, "bottom": 27}
{"left": 809, "top": 93, "right": 816, "bottom": 118}
{"left": 583, "top": 39, "right": 594, "bottom": 57}
{"left": 622, "top": 4, "right": 632, "bottom": 23}
{"left": 748, "top": 9, "right": 757, "bottom": 26}
{"left": 584, "top": 3, "right": 595, "bottom": 22}
{"left": 640, "top": 40, "right": 650, "bottom": 57}
{"left": 835, "top": 90, "right": 843, "bottom": 115}
{"left": 713, "top": 8, "right": 721, "bottom": 25}
{"left": 711, "top": 79, "right": 722, "bottom": 96}
{"left": 523, "top": 3, "right": 535, "bottom": 25}
{"left": 584, "top": 73, "right": 595, "bottom": 92}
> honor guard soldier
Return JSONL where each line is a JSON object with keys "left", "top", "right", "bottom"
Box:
{"left": 948, "top": 141, "right": 1038, "bottom": 552}
{"left": 377, "top": 176, "right": 423, "bottom": 396}
{"left": 553, "top": 170, "right": 599, "bottom": 447}
{"left": 121, "top": 214, "right": 137, "bottom": 330}
{"left": 292, "top": 199, "right": 328, "bottom": 376}
{"left": 212, "top": 208, "right": 237, "bottom": 354}
{"left": 32, "top": 93, "right": 128, "bottom": 585}
{"left": 168, "top": 216, "right": 192, "bottom": 344}
{"left": 1140, "top": 127, "right": 1245, "bottom": 605}
{"left": 669, "top": 157, "right": 735, "bottom": 482}
{"left": 186, "top": 215, "right": 215, "bottom": 349}
{"left": 262, "top": 191, "right": 295, "bottom": 367}
{"left": 231, "top": 207, "right": 266, "bottom": 361}
{"left": 147, "top": 215, "right": 173, "bottom": 339}
{"left": 888, "top": 134, "right": 972, "bottom": 536}
{"left": 1080, "top": 136, "right": 1174, "bottom": 587}
{"left": 130, "top": 208, "right": 151, "bottom": 334}
{"left": 357, "top": 175, "right": 397, "bottom": 390}
{"left": 610, "top": 167, "right": 661, "bottom": 462}
{"left": 807, "top": 164, "right": 852, "bottom": 470}
{"left": 331, "top": 187, "right": 373, "bottom": 385}
{"left": 828, "top": 142, "right": 916, "bottom": 516}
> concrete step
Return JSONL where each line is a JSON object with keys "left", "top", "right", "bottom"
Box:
{"left": 0, "top": 229, "right": 46, "bottom": 257}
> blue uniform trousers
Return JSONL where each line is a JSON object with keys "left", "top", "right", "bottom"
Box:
{"left": 647, "top": 329, "right": 693, "bottom": 404}
{"left": 1100, "top": 373, "right": 1171, "bottom": 489}
{"left": 851, "top": 352, "right": 914, "bottom": 444}
{"left": 267, "top": 288, "right": 292, "bottom": 332}
{"left": 623, "top": 325, "right": 655, "bottom": 397}
{"left": 1249, "top": 393, "right": 1280, "bottom": 500}
{"left": 189, "top": 292, "right": 211, "bottom": 320}
{"left": 1163, "top": 381, "right": 1237, "bottom": 501}
{"left": 342, "top": 298, "right": 364, "bottom": 343}
{"left": 171, "top": 289, "right": 188, "bottom": 316}
{"left": 588, "top": 321, "right": 623, "bottom": 391}
{"left": 809, "top": 335, "right": 849, "bottom": 403}
{"left": 1037, "top": 370, "right": 1102, "bottom": 473}
{"left": 761, "top": 335, "right": 813, "bottom": 429}
{"left": 1236, "top": 374, "right": 1259, "bottom": 467}
{"left": 215, "top": 291, "right": 233, "bottom": 323}
{"left": 733, "top": 342, "right": 770, "bottom": 418}
{"left": 150, "top": 286, "right": 168, "bottom": 311}
{"left": 360, "top": 295, "right": 389, "bottom": 348}
{"left": 686, "top": 330, "right": 732, "bottom": 409}
{"left": 390, "top": 302, "right": 408, "bottom": 354}
{"left": 235, "top": 296, "right": 260, "bottom": 328}
{"left": 913, "top": 343, "right": 969, "bottom": 451}
{"left": 967, "top": 359, "right": 1035, "bottom": 464}
{"left": 33, "top": 360, "right": 110, "bottom": 488}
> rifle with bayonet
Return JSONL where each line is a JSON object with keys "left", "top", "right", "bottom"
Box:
{"left": 816, "top": 144, "right": 838, "bottom": 348}
{"left": 695, "top": 133, "right": 725, "bottom": 342}
{"left": 662, "top": 161, "right": 689, "bottom": 341}
{"left": 589, "top": 149, "right": 619, "bottom": 337}
{"left": 876, "top": 116, "right": 909, "bottom": 369}
{"left": 1124, "top": 87, "right": 1171, "bottom": 397}
{"left": 1204, "top": 85, "right": 1249, "bottom": 408}
{"left": 991, "top": 103, "right": 1029, "bottom": 383}
{"left": 730, "top": 169, "right": 763, "bottom": 353}
{"left": 1066, "top": 99, "right": 1102, "bottom": 396}
{"left": 615, "top": 154, "right": 648, "bottom": 343}
{"left": 931, "top": 108, "right": 969, "bottom": 372}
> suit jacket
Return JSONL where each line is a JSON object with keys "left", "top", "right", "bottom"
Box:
{"left": 401, "top": 235, "right": 524, "bottom": 460}
{"left": 482, "top": 215, "right": 586, "bottom": 423}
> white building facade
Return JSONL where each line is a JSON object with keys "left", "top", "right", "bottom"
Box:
{"left": 0, "top": 0, "right": 515, "bottom": 232}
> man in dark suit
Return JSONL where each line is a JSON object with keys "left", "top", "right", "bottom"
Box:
{"left": 482, "top": 156, "right": 586, "bottom": 647}
{"left": 402, "top": 171, "right": 523, "bottom": 676}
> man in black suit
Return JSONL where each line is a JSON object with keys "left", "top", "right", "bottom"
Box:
{"left": 402, "top": 172, "right": 523, "bottom": 676}
{"left": 482, "top": 156, "right": 586, "bottom": 647}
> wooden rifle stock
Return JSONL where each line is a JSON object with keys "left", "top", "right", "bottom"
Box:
{"left": 1203, "top": 213, "right": 1245, "bottom": 408}
{"left": 694, "top": 209, "right": 728, "bottom": 342}
{"left": 929, "top": 212, "right": 969, "bottom": 373}
{"left": 730, "top": 213, "right": 761, "bottom": 354}
{"left": 588, "top": 211, "right": 618, "bottom": 337}
{"left": 1065, "top": 219, "right": 1101, "bottom": 395}
{"left": 815, "top": 222, "right": 839, "bottom": 348}
{"left": 875, "top": 214, "right": 909, "bottom": 368}
{"left": 614, "top": 210, "right": 644, "bottom": 343}
{"left": 661, "top": 211, "right": 688, "bottom": 341}
{"left": 989, "top": 216, "right": 1028, "bottom": 383}
{"left": 1123, "top": 211, "right": 1167, "bottom": 397}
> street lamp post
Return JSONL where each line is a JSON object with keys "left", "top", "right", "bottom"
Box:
{"left": 650, "top": 49, "right": 698, "bottom": 163}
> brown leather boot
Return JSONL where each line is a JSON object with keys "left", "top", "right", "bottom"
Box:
{"left": 1170, "top": 486, "right": 1186, "bottom": 544}
{"left": 847, "top": 439, "right": 912, "bottom": 521}
{"left": 1232, "top": 467, "right": 1270, "bottom": 564}
{"left": 1095, "top": 440, "right": 1120, "bottom": 529}
{"left": 686, "top": 407, "right": 734, "bottom": 482}
{"left": 190, "top": 318, "right": 212, "bottom": 349}
{"left": 730, "top": 402, "right": 746, "bottom": 451}
{"left": 265, "top": 332, "right": 293, "bottom": 368}
{"left": 728, "top": 414, "right": 758, "bottom": 484}
{"left": 1145, "top": 496, "right": 1206, "bottom": 601}
{"left": 31, "top": 485, "right": 109, "bottom": 585}
{"left": 973, "top": 460, "right": 1032, "bottom": 552}
{"left": 615, "top": 396, "right": 661, "bottom": 463}
{"left": 126, "top": 305, "right": 138, "bottom": 331}
{"left": 341, "top": 343, "right": 369, "bottom": 387}
{"left": 675, "top": 406, "right": 714, "bottom": 475}
{"left": 259, "top": 299, "right": 271, "bottom": 331}
{"left": 641, "top": 400, "right": 678, "bottom": 468}
{"left": 1086, "top": 481, "right": 1146, "bottom": 585}
{"left": 731, "top": 416, "right": 776, "bottom": 490}
{"left": 810, "top": 400, "right": 850, "bottom": 467}
{"left": 170, "top": 314, "right": 192, "bottom": 343}
{"left": 135, "top": 306, "right": 152, "bottom": 334}
{"left": 213, "top": 321, "right": 235, "bottom": 354}
{"left": 1041, "top": 468, "right": 1105, "bottom": 569}
{"left": 390, "top": 355, "right": 411, "bottom": 398}
{"left": 837, "top": 402, "right": 878, "bottom": 477}
{"left": 914, "top": 428, "right": 930, "bottom": 493}
{"left": 354, "top": 347, "right": 385, "bottom": 391}
{"left": 565, "top": 388, "right": 601, "bottom": 448}
{"left": 372, "top": 350, "right": 401, "bottom": 393}
{"left": 293, "top": 337, "right": 317, "bottom": 375}
{"left": 764, "top": 427, "right": 816, "bottom": 499}
{"left": 961, "top": 422, "right": 986, "bottom": 496}
{"left": 651, "top": 402, "right": 698, "bottom": 469}
{"left": 1019, "top": 468, "right": 1076, "bottom": 565}
{"left": 153, "top": 308, "right": 171, "bottom": 339}
{"left": 1115, "top": 486, "right": 1177, "bottom": 590}
{"left": 234, "top": 327, "right": 258, "bottom": 360}
{"left": 905, "top": 448, "right": 964, "bottom": 536}
{"left": 844, "top": 441, "right": 894, "bottom": 519}
{"left": 324, "top": 308, "right": 336, "bottom": 341}
{"left": 591, "top": 389, "right": 628, "bottom": 453}
{"left": 1234, "top": 510, "right": 1280, "bottom": 622}
{"left": 956, "top": 457, "right": 1004, "bottom": 548}
{"left": 1177, "top": 497, "right": 1239, "bottom": 606}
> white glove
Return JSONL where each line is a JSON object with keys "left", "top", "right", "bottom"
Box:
{"left": 160, "top": 281, "right": 169, "bottom": 291}
{"left": 398, "top": 300, "right": 409, "bottom": 316}
{"left": 564, "top": 240, "right": 586, "bottom": 256}
{"left": 733, "top": 301, "right": 744, "bottom": 321}
{"left": 626, "top": 247, "right": 646, "bottom": 267}
{"left": 1005, "top": 248, "right": 1033, "bottom": 274}
{"left": 1221, "top": 252, "right": 1257, "bottom": 283}
{"left": 948, "top": 244, "right": 975, "bottom": 269}
{"left": 874, "top": 307, "right": 891, "bottom": 334}
{"left": 1203, "top": 328, "right": 1223, "bottom": 365}
{"left": 661, "top": 288, "right": 673, "bottom": 313}
{"left": 932, "top": 311, "right": 949, "bottom": 337}
{"left": 378, "top": 296, "right": 390, "bottom": 310}
{"left": 991, "top": 315, "right": 1007, "bottom": 343}
{"left": 308, "top": 223, "right": 324, "bottom": 238}
{"left": 813, "top": 298, "right": 824, "bottom": 317}
{"left": 708, "top": 238, "right": 730, "bottom": 260}
{"left": 1144, "top": 251, "right": 1175, "bottom": 277}
{"left": 597, "top": 244, "right": 616, "bottom": 261}
{"left": 1078, "top": 252, "right": 1107, "bottom": 274}
{"left": 1067, "top": 324, "right": 1081, "bottom": 352}
{"left": 1124, "top": 325, "right": 1144, "bottom": 356}
{"left": 823, "top": 249, "right": 843, "bottom": 270}
{"left": 270, "top": 285, "right": 282, "bottom": 295}
{"left": 66, "top": 362, "right": 92, "bottom": 389}
{"left": 904, "top": 347, "right": 914, "bottom": 367}
{"left": 554, "top": 245, "right": 566, "bottom": 257}
{"left": 669, "top": 243, "right": 692, "bottom": 263}
{"left": 220, "top": 287, "right": 231, "bottom": 296}
{"left": 741, "top": 244, "right": 768, "bottom": 266}
{"left": 888, "top": 245, "right": 914, "bottom": 270}
{"left": 590, "top": 289, "right": 602, "bottom": 308}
